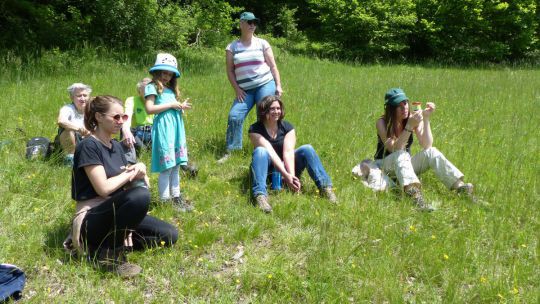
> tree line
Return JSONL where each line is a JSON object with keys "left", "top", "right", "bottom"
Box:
{"left": 1, "top": 0, "right": 538, "bottom": 63}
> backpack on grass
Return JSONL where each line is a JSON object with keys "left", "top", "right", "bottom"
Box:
{"left": 25, "top": 137, "right": 53, "bottom": 160}
{"left": 0, "top": 264, "right": 26, "bottom": 302}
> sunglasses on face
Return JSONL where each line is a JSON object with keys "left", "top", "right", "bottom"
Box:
{"left": 246, "top": 20, "right": 257, "bottom": 25}
{"left": 102, "top": 113, "right": 129, "bottom": 122}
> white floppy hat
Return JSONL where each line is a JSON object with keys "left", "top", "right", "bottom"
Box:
{"left": 149, "top": 53, "right": 180, "bottom": 78}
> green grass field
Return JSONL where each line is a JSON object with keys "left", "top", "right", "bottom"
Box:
{"left": 0, "top": 48, "right": 538, "bottom": 303}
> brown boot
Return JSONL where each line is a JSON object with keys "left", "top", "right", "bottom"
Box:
{"left": 255, "top": 195, "right": 272, "bottom": 213}
{"left": 405, "top": 185, "right": 435, "bottom": 212}
{"left": 96, "top": 247, "right": 142, "bottom": 278}
{"left": 456, "top": 183, "right": 478, "bottom": 203}
{"left": 320, "top": 187, "right": 337, "bottom": 204}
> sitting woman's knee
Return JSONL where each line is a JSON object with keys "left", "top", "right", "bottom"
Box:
{"left": 125, "top": 187, "right": 151, "bottom": 211}
{"left": 253, "top": 146, "right": 269, "bottom": 158}
{"left": 424, "top": 147, "right": 442, "bottom": 158}
{"left": 297, "top": 144, "right": 315, "bottom": 155}
{"left": 394, "top": 150, "right": 412, "bottom": 162}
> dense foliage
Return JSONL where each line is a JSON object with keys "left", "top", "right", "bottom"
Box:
{"left": 1, "top": 0, "right": 539, "bottom": 62}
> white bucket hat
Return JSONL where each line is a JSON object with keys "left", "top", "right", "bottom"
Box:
{"left": 149, "top": 53, "right": 180, "bottom": 78}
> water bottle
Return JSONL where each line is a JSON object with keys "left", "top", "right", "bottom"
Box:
{"left": 271, "top": 167, "right": 282, "bottom": 190}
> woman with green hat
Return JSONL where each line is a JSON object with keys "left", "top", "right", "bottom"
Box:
{"left": 218, "top": 11, "right": 283, "bottom": 163}
{"left": 374, "top": 88, "right": 476, "bottom": 211}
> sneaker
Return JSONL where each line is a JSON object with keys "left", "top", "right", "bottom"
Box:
{"left": 320, "top": 187, "right": 337, "bottom": 204}
{"left": 405, "top": 185, "right": 435, "bottom": 212}
{"left": 172, "top": 195, "right": 194, "bottom": 212}
{"left": 180, "top": 163, "right": 199, "bottom": 178}
{"left": 456, "top": 183, "right": 478, "bottom": 203}
{"left": 217, "top": 152, "right": 231, "bottom": 164}
{"left": 96, "top": 247, "right": 142, "bottom": 278}
{"left": 255, "top": 195, "right": 272, "bottom": 213}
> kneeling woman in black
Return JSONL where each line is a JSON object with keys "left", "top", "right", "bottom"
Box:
{"left": 70, "top": 95, "right": 178, "bottom": 277}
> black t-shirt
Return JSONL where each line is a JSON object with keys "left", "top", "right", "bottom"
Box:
{"left": 248, "top": 120, "right": 294, "bottom": 160}
{"left": 71, "top": 136, "right": 127, "bottom": 201}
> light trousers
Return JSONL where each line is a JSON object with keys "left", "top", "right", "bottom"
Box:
{"left": 380, "top": 147, "right": 464, "bottom": 189}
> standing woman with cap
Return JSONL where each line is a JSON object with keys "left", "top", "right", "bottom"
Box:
{"left": 145, "top": 53, "right": 194, "bottom": 212}
{"left": 375, "top": 88, "right": 476, "bottom": 211}
{"left": 218, "top": 11, "right": 283, "bottom": 163}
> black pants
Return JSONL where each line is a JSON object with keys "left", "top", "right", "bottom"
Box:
{"left": 81, "top": 187, "right": 178, "bottom": 253}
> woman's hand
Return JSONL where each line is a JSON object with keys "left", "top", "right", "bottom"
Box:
{"left": 126, "top": 162, "right": 147, "bottom": 181}
{"left": 122, "top": 129, "right": 136, "bottom": 148}
{"left": 284, "top": 173, "right": 301, "bottom": 192}
{"left": 78, "top": 127, "right": 91, "bottom": 137}
{"left": 275, "top": 85, "right": 283, "bottom": 97}
{"left": 422, "top": 102, "right": 436, "bottom": 119}
{"left": 407, "top": 110, "right": 423, "bottom": 128}
{"left": 235, "top": 87, "right": 246, "bottom": 102}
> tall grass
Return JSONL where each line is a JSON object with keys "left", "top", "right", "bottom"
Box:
{"left": 0, "top": 47, "right": 538, "bottom": 302}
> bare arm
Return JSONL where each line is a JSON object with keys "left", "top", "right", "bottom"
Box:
{"left": 416, "top": 102, "right": 435, "bottom": 149}
{"left": 263, "top": 46, "right": 283, "bottom": 96}
{"left": 226, "top": 50, "right": 246, "bottom": 102}
{"left": 144, "top": 95, "right": 184, "bottom": 115}
{"left": 249, "top": 132, "right": 301, "bottom": 192}
{"left": 282, "top": 130, "right": 296, "bottom": 176}
{"left": 57, "top": 110, "right": 89, "bottom": 136}
{"left": 376, "top": 117, "right": 416, "bottom": 152}
{"left": 83, "top": 162, "right": 148, "bottom": 197}
{"left": 122, "top": 97, "right": 136, "bottom": 147}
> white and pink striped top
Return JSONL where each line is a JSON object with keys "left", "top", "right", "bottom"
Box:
{"left": 226, "top": 37, "right": 274, "bottom": 90}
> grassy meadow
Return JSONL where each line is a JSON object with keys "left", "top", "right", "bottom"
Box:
{"left": 0, "top": 48, "right": 538, "bottom": 303}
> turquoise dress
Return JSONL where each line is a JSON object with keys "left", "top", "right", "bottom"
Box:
{"left": 145, "top": 84, "right": 188, "bottom": 172}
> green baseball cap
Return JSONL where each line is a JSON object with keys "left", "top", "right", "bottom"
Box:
{"left": 240, "top": 12, "right": 259, "bottom": 21}
{"left": 384, "top": 88, "right": 408, "bottom": 106}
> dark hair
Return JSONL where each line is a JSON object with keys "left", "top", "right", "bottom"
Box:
{"left": 381, "top": 102, "right": 409, "bottom": 139}
{"left": 84, "top": 95, "right": 123, "bottom": 131}
{"left": 257, "top": 95, "right": 285, "bottom": 122}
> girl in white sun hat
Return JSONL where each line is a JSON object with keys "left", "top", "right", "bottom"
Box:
{"left": 144, "top": 53, "right": 194, "bottom": 212}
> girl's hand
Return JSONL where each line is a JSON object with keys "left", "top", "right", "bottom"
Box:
{"left": 170, "top": 102, "right": 183, "bottom": 111}
{"left": 408, "top": 110, "right": 423, "bottom": 128}
{"left": 422, "top": 102, "right": 436, "bottom": 119}
{"left": 235, "top": 87, "right": 246, "bottom": 102}
{"left": 180, "top": 98, "right": 192, "bottom": 110}
{"left": 284, "top": 173, "right": 301, "bottom": 192}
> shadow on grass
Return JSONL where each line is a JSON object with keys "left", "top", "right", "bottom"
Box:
{"left": 43, "top": 222, "right": 76, "bottom": 264}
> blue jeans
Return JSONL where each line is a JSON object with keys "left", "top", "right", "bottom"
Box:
{"left": 226, "top": 80, "right": 276, "bottom": 151}
{"left": 251, "top": 145, "right": 333, "bottom": 197}
{"left": 133, "top": 125, "right": 152, "bottom": 146}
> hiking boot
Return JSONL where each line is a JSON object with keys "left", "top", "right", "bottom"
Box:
{"left": 320, "top": 187, "right": 337, "bottom": 204}
{"left": 255, "top": 195, "right": 272, "bottom": 213}
{"left": 172, "top": 195, "right": 194, "bottom": 212}
{"left": 405, "top": 185, "right": 435, "bottom": 212}
{"left": 96, "top": 247, "right": 142, "bottom": 278}
{"left": 181, "top": 163, "right": 199, "bottom": 178}
{"left": 456, "top": 183, "right": 478, "bottom": 203}
{"left": 217, "top": 152, "right": 231, "bottom": 164}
